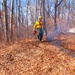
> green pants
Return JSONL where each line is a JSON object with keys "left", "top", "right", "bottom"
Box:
{"left": 37, "top": 28, "right": 43, "bottom": 41}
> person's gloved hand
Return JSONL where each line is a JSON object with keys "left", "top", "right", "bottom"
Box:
{"left": 33, "top": 29, "right": 37, "bottom": 35}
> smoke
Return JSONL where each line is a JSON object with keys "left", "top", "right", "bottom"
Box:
{"left": 46, "top": 22, "right": 72, "bottom": 41}
{"left": 67, "top": 28, "right": 75, "bottom": 33}
{"left": 47, "top": 29, "right": 60, "bottom": 41}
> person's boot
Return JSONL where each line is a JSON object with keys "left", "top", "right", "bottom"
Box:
{"left": 39, "top": 34, "right": 42, "bottom": 42}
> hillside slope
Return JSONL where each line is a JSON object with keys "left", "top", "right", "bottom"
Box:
{"left": 0, "top": 34, "right": 75, "bottom": 75}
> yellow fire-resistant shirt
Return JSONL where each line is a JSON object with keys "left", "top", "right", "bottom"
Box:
{"left": 34, "top": 21, "right": 43, "bottom": 29}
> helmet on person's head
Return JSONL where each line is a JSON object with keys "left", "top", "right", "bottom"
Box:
{"left": 38, "top": 16, "right": 42, "bottom": 19}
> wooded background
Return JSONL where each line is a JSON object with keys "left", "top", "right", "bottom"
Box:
{"left": 0, "top": 0, "right": 75, "bottom": 42}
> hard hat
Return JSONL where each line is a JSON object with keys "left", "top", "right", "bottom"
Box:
{"left": 38, "top": 16, "right": 42, "bottom": 19}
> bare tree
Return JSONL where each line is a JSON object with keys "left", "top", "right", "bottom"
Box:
{"left": 0, "top": 0, "right": 75, "bottom": 43}
{"left": 18, "top": 0, "right": 21, "bottom": 38}
{"left": 42, "top": 0, "right": 47, "bottom": 35}
{"left": 3, "top": 0, "right": 9, "bottom": 42}
{"left": 35, "top": 0, "right": 38, "bottom": 21}
{"left": 54, "top": 0, "right": 63, "bottom": 30}
{"left": 10, "top": 0, "right": 14, "bottom": 41}
{"left": 26, "top": 0, "right": 30, "bottom": 39}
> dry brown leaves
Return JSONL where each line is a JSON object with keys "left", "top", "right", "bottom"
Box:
{"left": 0, "top": 37, "right": 75, "bottom": 75}
{"left": 57, "top": 34, "right": 75, "bottom": 51}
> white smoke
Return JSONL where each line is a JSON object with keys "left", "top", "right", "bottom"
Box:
{"left": 47, "top": 29, "right": 61, "bottom": 41}
{"left": 67, "top": 28, "right": 75, "bottom": 33}
{"left": 47, "top": 22, "right": 73, "bottom": 41}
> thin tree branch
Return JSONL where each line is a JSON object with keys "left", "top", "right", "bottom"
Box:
{"left": 56, "top": 0, "right": 63, "bottom": 7}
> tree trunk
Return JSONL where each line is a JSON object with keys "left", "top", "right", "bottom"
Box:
{"left": 35, "top": 0, "right": 38, "bottom": 21}
{"left": 26, "top": 0, "right": 29, "bottom": 39}
{"left": 3, "top": 0, "right": 9, "bottom": 42}
{"left": 10, "top": 0, "right": 14, "bottom": 42}
{"left": 18, "top": 0, "right": 21, "bottom": 39}
{"left": 54, "top": 4, "right": 57, "bottom": 30}
{"left": 42, "top": 0, "right": 47, "bottom": 35}
{"left": 54, "top": 0, "right": 63, "bottom": 31}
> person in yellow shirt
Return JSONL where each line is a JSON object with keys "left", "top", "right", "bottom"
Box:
{"left": 33, "top": 16, "right": 44, "bottom": 42}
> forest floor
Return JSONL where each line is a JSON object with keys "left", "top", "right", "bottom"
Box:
{"left": 0, "top": 33, "right": 75, "bottom": 75}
